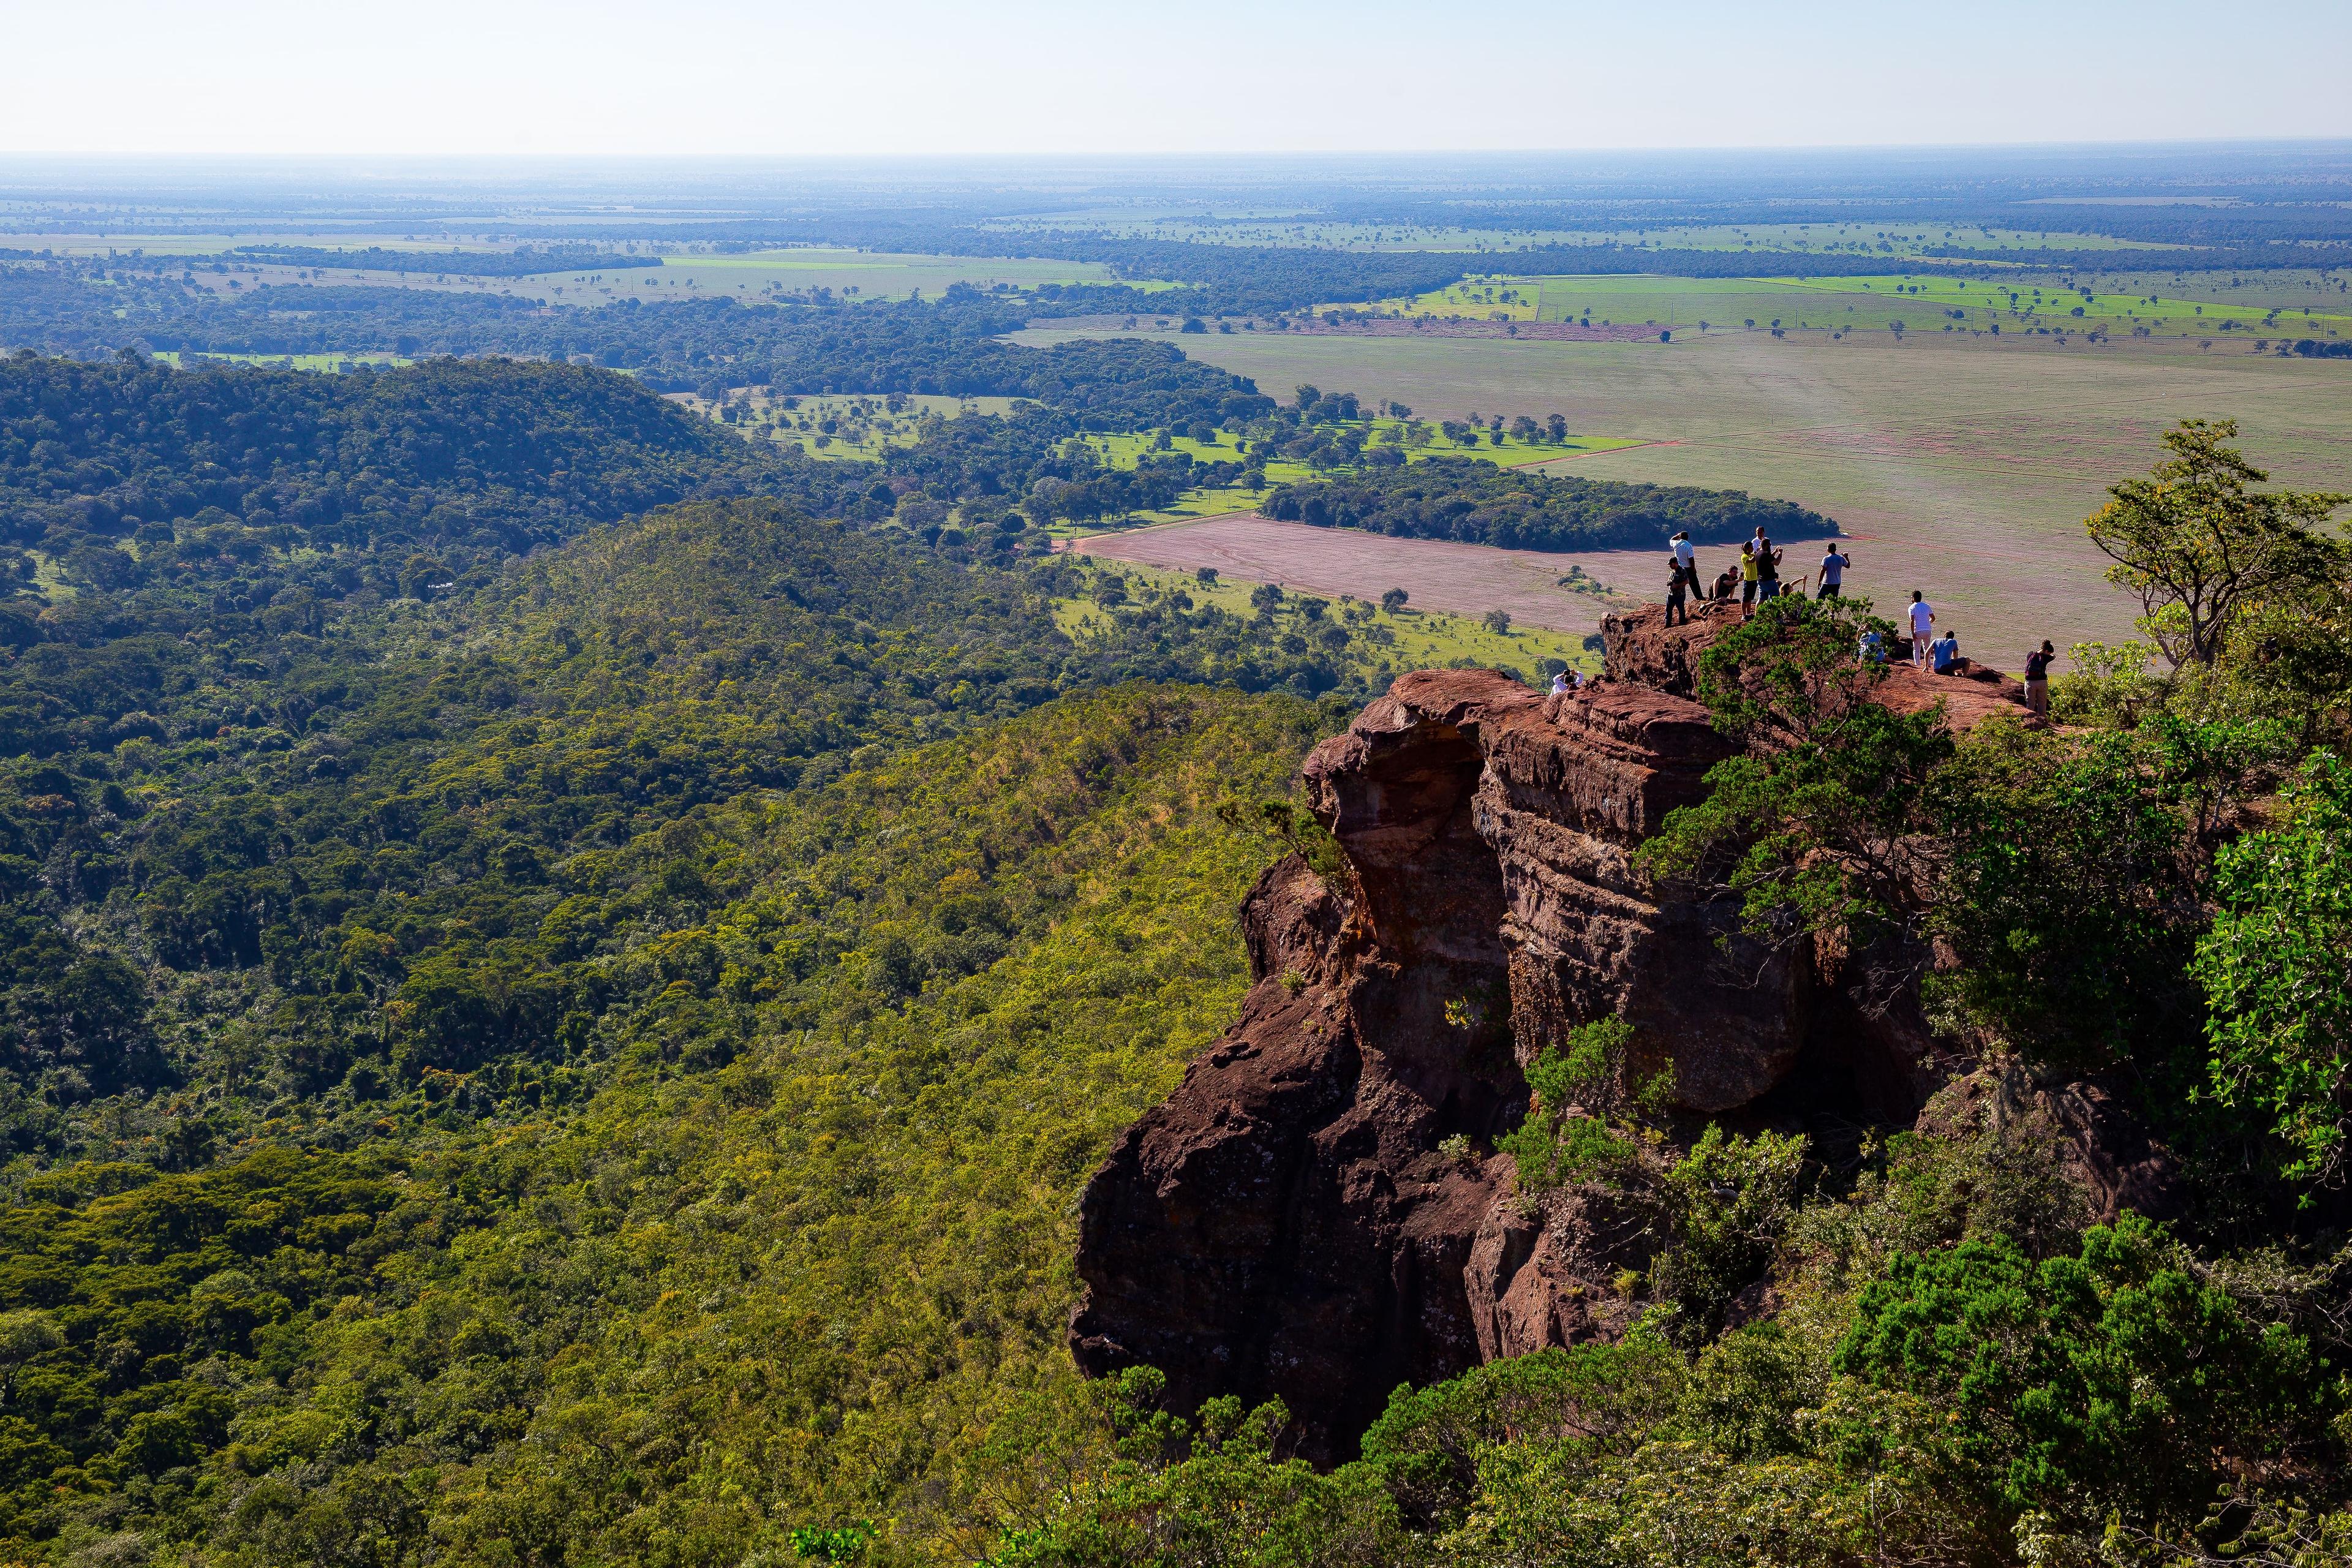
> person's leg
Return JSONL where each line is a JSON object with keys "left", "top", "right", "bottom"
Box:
{"left": 1820, "top": 582, "right": 1839, "bottom": 599}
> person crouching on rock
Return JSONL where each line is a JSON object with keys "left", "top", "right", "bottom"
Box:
{"left": 1931, "top": 628, "right": 1960, "bottom": 674}
{"left": 1665, "top": 555, "right": 1690, "bottom": 627}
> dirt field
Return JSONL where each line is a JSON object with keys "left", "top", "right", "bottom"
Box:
{"left": 1076, "top": 514, "right": 1650, "bottom": 641}
{"left": 1079, "top": 512, "right": 2079, "bottom": 675}
{"left": 1022, "top": 325, "right": 2352, "bottom": 661}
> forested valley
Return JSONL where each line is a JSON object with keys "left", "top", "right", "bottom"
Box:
{"left": 0, "top": 211, "right": 2347, "bottom": 1568}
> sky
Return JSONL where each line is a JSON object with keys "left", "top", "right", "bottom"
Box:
{"left": 6, "top": 0, "right": 2350, "bottom": 157}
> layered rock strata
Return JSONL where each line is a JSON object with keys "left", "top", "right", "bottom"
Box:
{"left": 1070, "top": 608, "right": 2070, "bottom": 1459}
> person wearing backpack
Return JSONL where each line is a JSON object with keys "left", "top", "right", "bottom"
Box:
{"left": 2024, "top": 639, "right": 2055, "bottom": 717}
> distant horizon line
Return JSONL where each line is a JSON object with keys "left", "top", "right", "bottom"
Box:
{"left": 4, "top": 137, "right": 2352, "bottom": 167}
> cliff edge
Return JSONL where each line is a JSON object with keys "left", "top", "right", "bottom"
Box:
{"left": 1069, "top": 603, "right": 2069, "bottom": 1458}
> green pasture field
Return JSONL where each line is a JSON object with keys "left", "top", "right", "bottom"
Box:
{"left": 1050, "top": 559, "right": 1600, "bottom": 676}
{"left": 1014, "top": 317, "right": 2352, "bottom": 662}
{"left": 669, "top": 390, "right": 1020, "bottom": 460}
{"left": 1366, "top": 272, "right": 2352, "bottom": 343}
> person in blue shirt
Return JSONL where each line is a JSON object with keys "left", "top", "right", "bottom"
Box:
{"left": 1818, "top": 545, "right": 1850, "bottom": 599}
{"left": 1931, "top": 630, "right": 1961, "bottom": 674}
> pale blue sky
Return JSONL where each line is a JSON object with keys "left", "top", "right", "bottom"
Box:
{"left": 6, "top": 0, "right": 2349, "bottom": 156}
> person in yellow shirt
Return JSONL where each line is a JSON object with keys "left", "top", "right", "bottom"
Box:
{"left": 1739, "top": 542, "right": 1760, "bottom": 615}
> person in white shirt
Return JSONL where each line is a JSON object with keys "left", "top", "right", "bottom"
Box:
{"left": 1907, "top": 592, "right": 1935, "bottom": 668}
{"left": 1550, "top": 670, "right": 1572, "bottom": 696}
{"left": 1818, "top": 546, "right": 1850, "bottom": 598}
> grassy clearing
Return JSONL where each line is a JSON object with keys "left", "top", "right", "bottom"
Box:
{"left": 1052, "top": 557, "right": 1602, "bottom": 677}
{"left": 1042, "top": 420, "right": 1651, "bottom": 536}
{"left": 151, "top": 349, "right": 412, "bottom": 373}
{"left": 668, "top": 390, "right": 1021, "bottom": 460}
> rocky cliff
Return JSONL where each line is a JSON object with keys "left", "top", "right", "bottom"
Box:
{"left": 1069, "top": 602, "right": 2065, "bottom": 1459}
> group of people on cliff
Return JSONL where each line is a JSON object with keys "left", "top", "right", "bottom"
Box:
{"left": 1645, "top": 528, "right": 2053, "bottom": 717}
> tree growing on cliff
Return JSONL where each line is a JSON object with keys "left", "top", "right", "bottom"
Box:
{"left": 1637, "top": 595, "right": 1948, "bottom": 947}
{"left": 2086, "top": 418, "right": 2348, "bottom": 669}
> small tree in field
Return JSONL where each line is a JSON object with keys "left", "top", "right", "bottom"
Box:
{"left": 1381, "top": 588, "right": 1409, "bottom": 615}
{"left": 1482, "top": 609, "right": 1511, "bottom": 635}
{"left": 2086, "top": 419, "right": 2347, "bottom": 668}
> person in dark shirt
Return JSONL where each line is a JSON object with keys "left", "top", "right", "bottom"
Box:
{"left": 1665, "top": 555, "right": 1689, "bottom": 626}
{"left": 2024, "top": 639, "right": 2055, "bottom": 717}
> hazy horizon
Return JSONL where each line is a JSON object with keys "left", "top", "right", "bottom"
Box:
{"left": 9, "top": 0, "right": 2350, "bottom": 158}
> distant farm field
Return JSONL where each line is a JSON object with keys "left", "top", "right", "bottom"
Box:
{"left": 1018, "top": 322, "right": 2352, "bottom": 660}
{"left": 159, "top": 247, "right": 1129, "bottom": 308}
{"left": 980, "top": 216, "right": 2177, "bottom": 255}
{"left": 1370, "top": 272, "right": 2352, "bottom": 343}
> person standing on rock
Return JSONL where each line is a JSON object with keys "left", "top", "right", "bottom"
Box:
{"left": 1755, "top": 536, "right": 1782, "bottom": 601}
{"left": 1907, "top": 591, "right": 1935, "bottom": 668}
{"left": 2024, "top": 639, "right": 2055, "bottom": 717}
{"left": 1818, "top": 544, "right": 1850, "bottom": 599}
{"left": 1665, "top": 554, "right": 1691, "bottom": 627}
{"left": 1670, "top": 529, "right": 1696, "bottom": 586}
{"left": 1740, "top": 541, "right": 1760, "bottom": 614}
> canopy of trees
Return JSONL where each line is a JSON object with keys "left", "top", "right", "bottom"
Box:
{"left": 1264, "top": 456, "right": 1837, "bottom": 551}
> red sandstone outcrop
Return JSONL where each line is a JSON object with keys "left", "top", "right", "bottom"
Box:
{"left": 1071, "top": 611, "right": 2068, "bottom": 1458}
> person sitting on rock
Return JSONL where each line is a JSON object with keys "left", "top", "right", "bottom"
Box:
{"left": 1857, "top": 627, "right": 1887, "bottom": 665}
{"left": 1550, "top": 669, "right": 1572, "bottom": 696}
{"left": 1665, "top": 554, "right": 1690, "bottom": 627}
{"left": 1931, "top": 628, "right": 1961, "bottom": 674}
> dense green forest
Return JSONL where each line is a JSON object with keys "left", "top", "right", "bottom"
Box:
{"left": 1264, "top": 457, "right": 1837, "bottom": 551}
{"left": 0, "top": 320, "right": 2345, "bottom": 1568}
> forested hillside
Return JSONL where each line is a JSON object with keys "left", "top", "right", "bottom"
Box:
{"left": 0, "top": 348, "right": 1412, "bottom": 1563}
{"left": 0, "top": 322, "right": 2344, "bottom": 1568}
